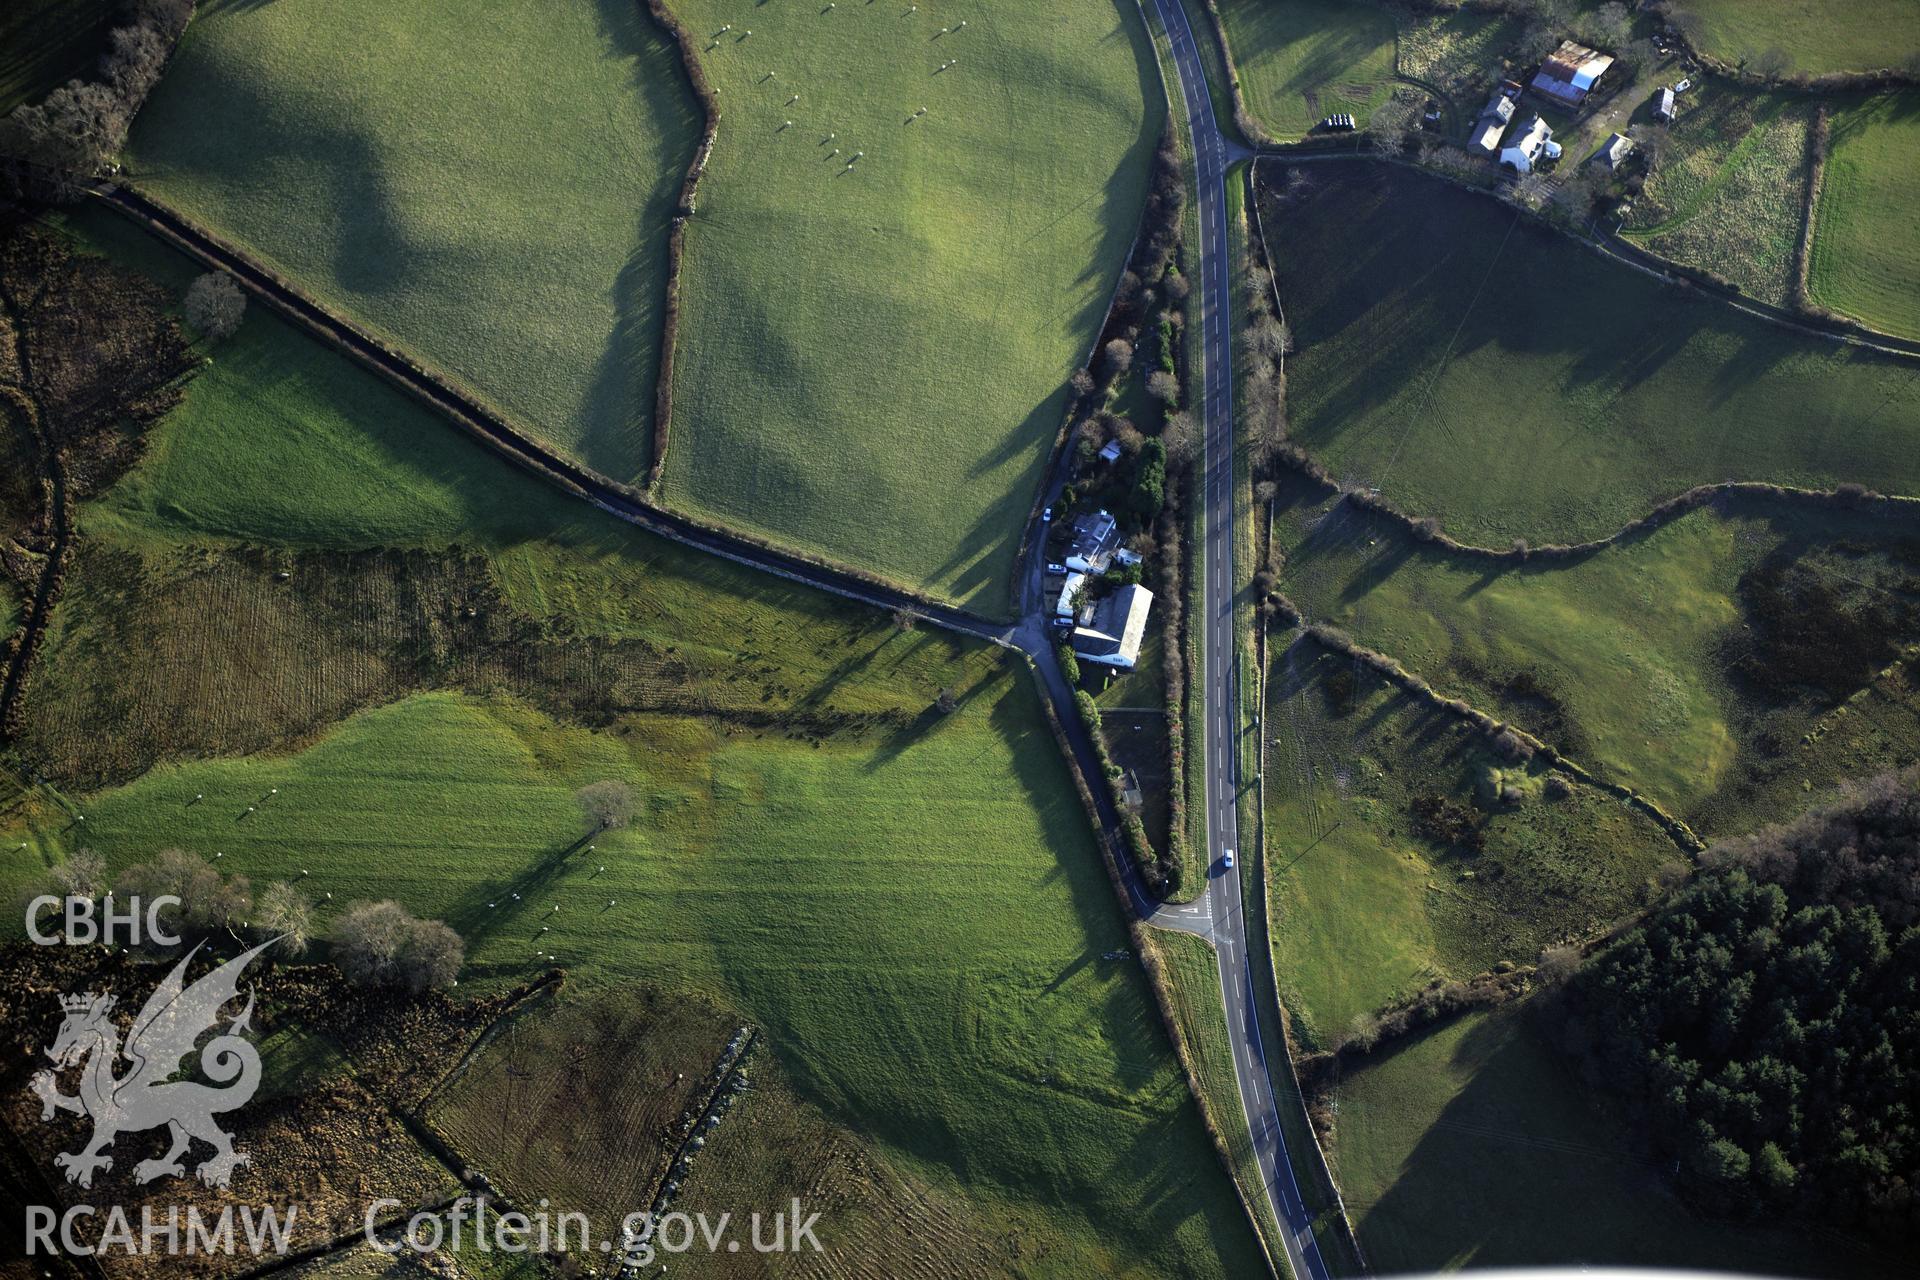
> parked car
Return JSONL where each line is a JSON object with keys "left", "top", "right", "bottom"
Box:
{"left": 1045, "top": 562, "right": 1068, "bottom": 576}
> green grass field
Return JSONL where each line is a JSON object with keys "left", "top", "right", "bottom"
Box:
{"left": 657, "top": 0, "right": 1160, "bottom": 612}
{"left": 1809, "top": 94, "right": 1920, "bottom": 341}
{"left": 56, "top": 210, "right": 993, "bottom": 680}
{"left": 1330, "top": 1005, "right": 1893, "bottom": 1276}
{"left": 1624, "top": 86, "right": 1815, "bottom": 307}
{"left": 1263, "top": 160, "right": 1920, "bottom": 547}
{"left": 5, "top": 688, "right": 1259, "bottom": 1277}
{"left": 5, "top": 208, "right": 1260, "bottom": 1276}
{"left": 1669, "top": 0, "right": 1920, "bottom": 76}
{"left": 124, "top": 0, "right": 698, "bottom": 480}
{"left": 1263, "top": 638, "right": 1676, "bottom": 1048}
{"left": 1215, "top": 0, "right": 1398, "bottom": 139}
{"left": 0, "top": 0, "right": 116, "bottom": 113}
{"left": 1270, "top": 475, "right": 1920, "bottom": 830}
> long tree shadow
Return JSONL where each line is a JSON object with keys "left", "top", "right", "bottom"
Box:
{"left": 445, "top": 830, "right": 601, "bottom": 942}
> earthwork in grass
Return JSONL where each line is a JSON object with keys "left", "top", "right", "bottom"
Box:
{"left": 1261, "top": 637, "right": 1676, "bottom": 1049}
{"left": 1621, "top": 84, "right": 1816, "bottom": 307}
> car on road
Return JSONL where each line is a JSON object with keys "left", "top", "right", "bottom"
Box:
{"left": 1218, "top": 849, "right": 1234, "bottom": 873}
{"left": 1042, "top": 507, "right": 1054, "bottom": 523}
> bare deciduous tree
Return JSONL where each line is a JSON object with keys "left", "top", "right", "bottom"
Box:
{"left": 575, "top": 779, "right": 638, "bottom": 832}
{"left": 397, "top": 920, "right": 464, "bottom": 992}
{"left": 1146, "top": 369, "right": 1180, "bottom": 408}
{"left": 119, "top": 848, "right": 221, "bottom": 936}
{"left": 330, "top": 900, "right": 414, "bottom": 986}
{"left": 253, "top": 881, "right": 314, "bottom": 956}
{"left": 50, "top": 849, "right": 108, "bottom": 900}
{"left": 1161, "top": 409, "right": 1198, "bottom": 469}
{"left": 184, "top": 272, "right": 247, "bottom": 342}
{"left": 1101, "top": 338, "right": 1133, "bottom": 380}
{"left": 1751, "top": 46, "right": 1795, "bottom": 83}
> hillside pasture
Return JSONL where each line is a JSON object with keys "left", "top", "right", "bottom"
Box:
{"left": 1329, "top": 1006, "right": 1892, "bottom": 1276}
{"left": 1809, "top": 93, "right": 1920, "bottom": 340}
{"left": 1667, "top": 0, "right": 1920, "bottom": 77}
{"left": 1215, "top": 0, "right": 1399, "bottom": 139}
{"left": 1270, "top": 474, "right": 1920, "bottom": 830}
{"left": 1262, "top": 640, "right": 1675, "bottom": 1048}
{"left": 4, "top": 684, "right": 1260, "bottom": 1277}
{"left": 1624, "top": 86, "right": 1815, "bottom": 306}
{"left": 658, "top": 0, "right": 1161, "bottom": 611}
{"left": 1261, "top": 159, "right": 1920, "bottom": 547}
{"left": 125, "top": 0, "right": 699, "bottom": 480}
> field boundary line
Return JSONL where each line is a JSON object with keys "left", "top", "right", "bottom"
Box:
{"left": 1236, "top": 167, "right": 1368, "bottom": 1277}
{"left": 414, "top": 969, "right": 566, "bottom": 1118}
{"left": 1793, "top": 105, "right": 1832, "bottom": 318}
{"left": 1139, "top": 0, "right": 1209, "bottom": 904}
{"left": 644, "top": 1027, "right": 758, "bottom": 1220}
{"left": 639, "top": 0, "right": 719, "bottom": 496}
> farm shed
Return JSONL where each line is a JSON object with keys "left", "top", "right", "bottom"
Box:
{"left": 1529, "top": 40, "right": 1614, "bottom": 107}
{"left": 1600, "top": 132, "right": 1635, "bottom": 170}
{"left": 1098, "top": 440, "right": 1122, "bottom": 464}
{"left": 1072, "top": 584, "right": 1154, "bottom": 670}
{"left": 1471, "top": 93, "right": 1516, "bottom": 154}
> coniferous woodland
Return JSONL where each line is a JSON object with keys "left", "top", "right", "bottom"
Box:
{"left": 1550, "top": 768, "right": 1919, "bottom": 1236}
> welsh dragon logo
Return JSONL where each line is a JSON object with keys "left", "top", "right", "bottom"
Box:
{"left": 30, "top": 938, "right": 277, "bottom": 1189}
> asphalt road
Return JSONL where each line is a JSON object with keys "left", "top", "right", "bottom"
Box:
{"left": 1146, "top": 2, "right": 1334, "bottom": 1276}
